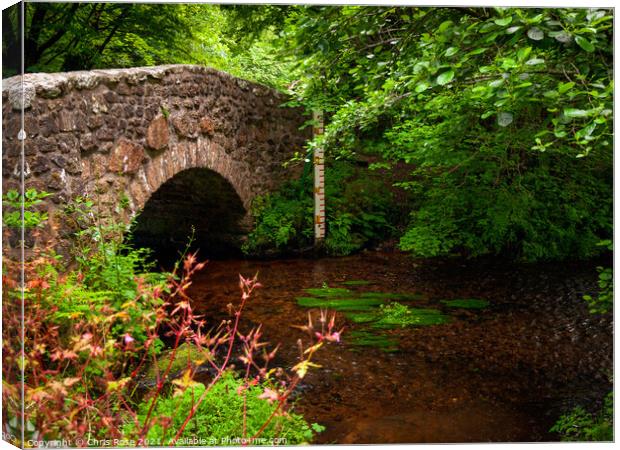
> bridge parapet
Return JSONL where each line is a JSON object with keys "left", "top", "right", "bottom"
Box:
{"left": 2, "top": 65, "right": 309, "bottom": 247}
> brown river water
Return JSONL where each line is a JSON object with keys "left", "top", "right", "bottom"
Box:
{"left": 184, "top": 251, "right": 612, "bottom": 444}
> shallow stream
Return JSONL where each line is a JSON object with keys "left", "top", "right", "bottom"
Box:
{"left": 186, "top": 251, "right": 612, "bottom": 443}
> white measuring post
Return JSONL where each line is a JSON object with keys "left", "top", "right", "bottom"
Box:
{"left": 313, "top": 110, "right": 326, "bottom": 242}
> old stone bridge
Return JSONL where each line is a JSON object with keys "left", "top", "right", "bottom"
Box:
{"left": 2, "top": 65, "right": 310, "bottom": 256}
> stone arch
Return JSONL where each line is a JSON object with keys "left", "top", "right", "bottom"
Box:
{"left": 129, "top": 167, "right": 247, "bottom": 261}
{"left": 80, "top": 132, "right": 255, "bottom": 217}
{"left": 1, "top": 65, "right": 310, "bottom": 248}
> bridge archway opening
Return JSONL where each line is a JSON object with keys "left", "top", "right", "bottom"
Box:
{"left": 128, "top": 167, "right": 247, "bottom": 266}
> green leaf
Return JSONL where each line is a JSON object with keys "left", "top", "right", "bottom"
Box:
{"left": 575, "top": 123, "right": 596, "bottom": 139}
{"left": 558, "top": 81, "right": 575, "bottom": 94}
{"left": 575, "top": 35, "right": 595, "bottom": 52}
{"left": 497, "top": 111, "right": 514, "bottom": 127}
{"left": 467, "top": 48, "right": 487, "bottom": 56}
{"left": 517, "top": 46, "right": 532, "bottom": 61}
{"left": 563, "top": 108, "right": 588, "bottom": 118}
{"left": 500, "top": 58, "right": 518, "bottom": 69}
{"left": 543, "top": 90, "right": 559, "bottom": 98}
{"left": 436, "top": 70, "right": 455, "bottom": 85}
{"left": 494, "top": 16, "right": 512, "bottom": 26}
{"left": 445, "top": 47, "right": 458, "bottom": 57}
{"left": 438, "top": 20, "right": 453, "bottom": 33}
{"left": 415, "top": 82, "right": 429, "bottom": 93}
{"left": 525, "top": 58, "right": 545, "bottom": 66}
{"left": 550, "top": 31, "right": 572, "bottom": 43}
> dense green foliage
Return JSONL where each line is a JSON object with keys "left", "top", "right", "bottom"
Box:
{"left": 276, "top": 6, "right": 613, "bottom": 261}
{"left": 3, "top": 189, "right": 326, "bottom": 444}
{"left": 3, "top": 3, "right": 290, "bottom": 86}
{"left": 123, "top": 371, "right": 322, "bottom": 446}
{"left": 243, "top": 162, "right": 396, "bottom": 256}
{"left": 2, "top": 189, "right": 51, "bottom": 229}
{"left": 5, "top": 5, "right": 613, "bottom": 262}
{"left": 550, "top": 392, "right": 613, "bottom": 441}
{"left": 45, "top": 195, "right": 168, "bottom": 349}
{"left": 4, "top": 3, "right": 193, "bottom": 75}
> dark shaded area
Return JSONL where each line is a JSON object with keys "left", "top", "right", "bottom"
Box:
{"left": 129, "top": 168, "right": 246, "bottom": 266}
{"left": 2, "top": 2, "right": 22, "bottom": 78}
{"left": 2, "top": 2, "right": 195, "bottom": 77}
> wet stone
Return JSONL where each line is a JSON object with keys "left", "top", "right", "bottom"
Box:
{"left": 51, "top": 154, "right": 81, "bottom": 175}
{"left": 57, "top": 110, "right": 76, "bottom": 132}
{"left": 95, "top": 127, "right": 116, "bottom": 141}
{"left": 103, "top": 91, "right": 118, "bottom": 103}
{"left": 79, "top": 133, "right": 97, "bottom": 152}
{"left": 46, "top": 170, "right": 66, "bottom": 191}
{"left": 39, "top": 115, "right": 58, "bottom": 137}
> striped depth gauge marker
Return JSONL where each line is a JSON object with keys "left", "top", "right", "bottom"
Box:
{"left": 313, "top": 110, "right": 325, "bottom": 241}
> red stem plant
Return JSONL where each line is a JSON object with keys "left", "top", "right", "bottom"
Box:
{"left": 3, "top": 216, "right": 342, "bottom": 447}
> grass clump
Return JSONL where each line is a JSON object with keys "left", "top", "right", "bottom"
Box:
{"left": 124, "top": 371, "right": 324, "bottom": 445}
{"left": 340, "top": 280, "right": 374, "bottom": 286}
{"left": 143, "top": 343, "right": 205, "bottom": 382}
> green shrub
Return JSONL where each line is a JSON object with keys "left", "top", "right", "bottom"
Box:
{"left": 242, "top": 183, "right": 314, "bottom": 255}
{"left": 583, "top": 240, "right": 613, "bottom": 314}
{"left": 123, "top": 371, "right": 324, "bottom": 445}
{"left": 52, "top": 196, "right": 169, "bottom": 346}
{"left": 390, "top": 110, "right": 612, "bottom": 261}
{"left": 243, "top": 161, "right": 396, "bottom": 256}
{"left": 283, "top": 7, "right": 613, "bottom": 262}
{"left": 551, "top": 392, "right": 613, "bottom": 441}
{"left": 2, "top": 188, "right": 52, "bottom": 229}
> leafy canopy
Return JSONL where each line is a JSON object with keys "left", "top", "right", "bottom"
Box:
{"left": 274, "top": 7, "right": 613, "bottom": 260}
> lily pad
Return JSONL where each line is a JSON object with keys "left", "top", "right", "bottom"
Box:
{"left": 347, "top": 330, "right": 399, "bottom": 352}
{"left": 374, "top": 308, "right": 449, "bottom": 328}
{"left": 344, "top": 312, "right": 377, "bottom": 324}
{"left": 304, "top": 287, "right": 352, "bottom": 297}
{"left": 296, "top": 296, "right": 384, "bottom": 311}
{"left": 345, "top": 304, "right": 449, "bottom": 329}
{"left": 441, "top": 298, "right": 489, "bottom": 309}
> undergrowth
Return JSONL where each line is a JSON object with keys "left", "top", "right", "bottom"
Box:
{"left": 2, "top": 189, "right": 337, "bottom": 446}
{"left": 243, "top": 161, "right": 397, "bottom": 256}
